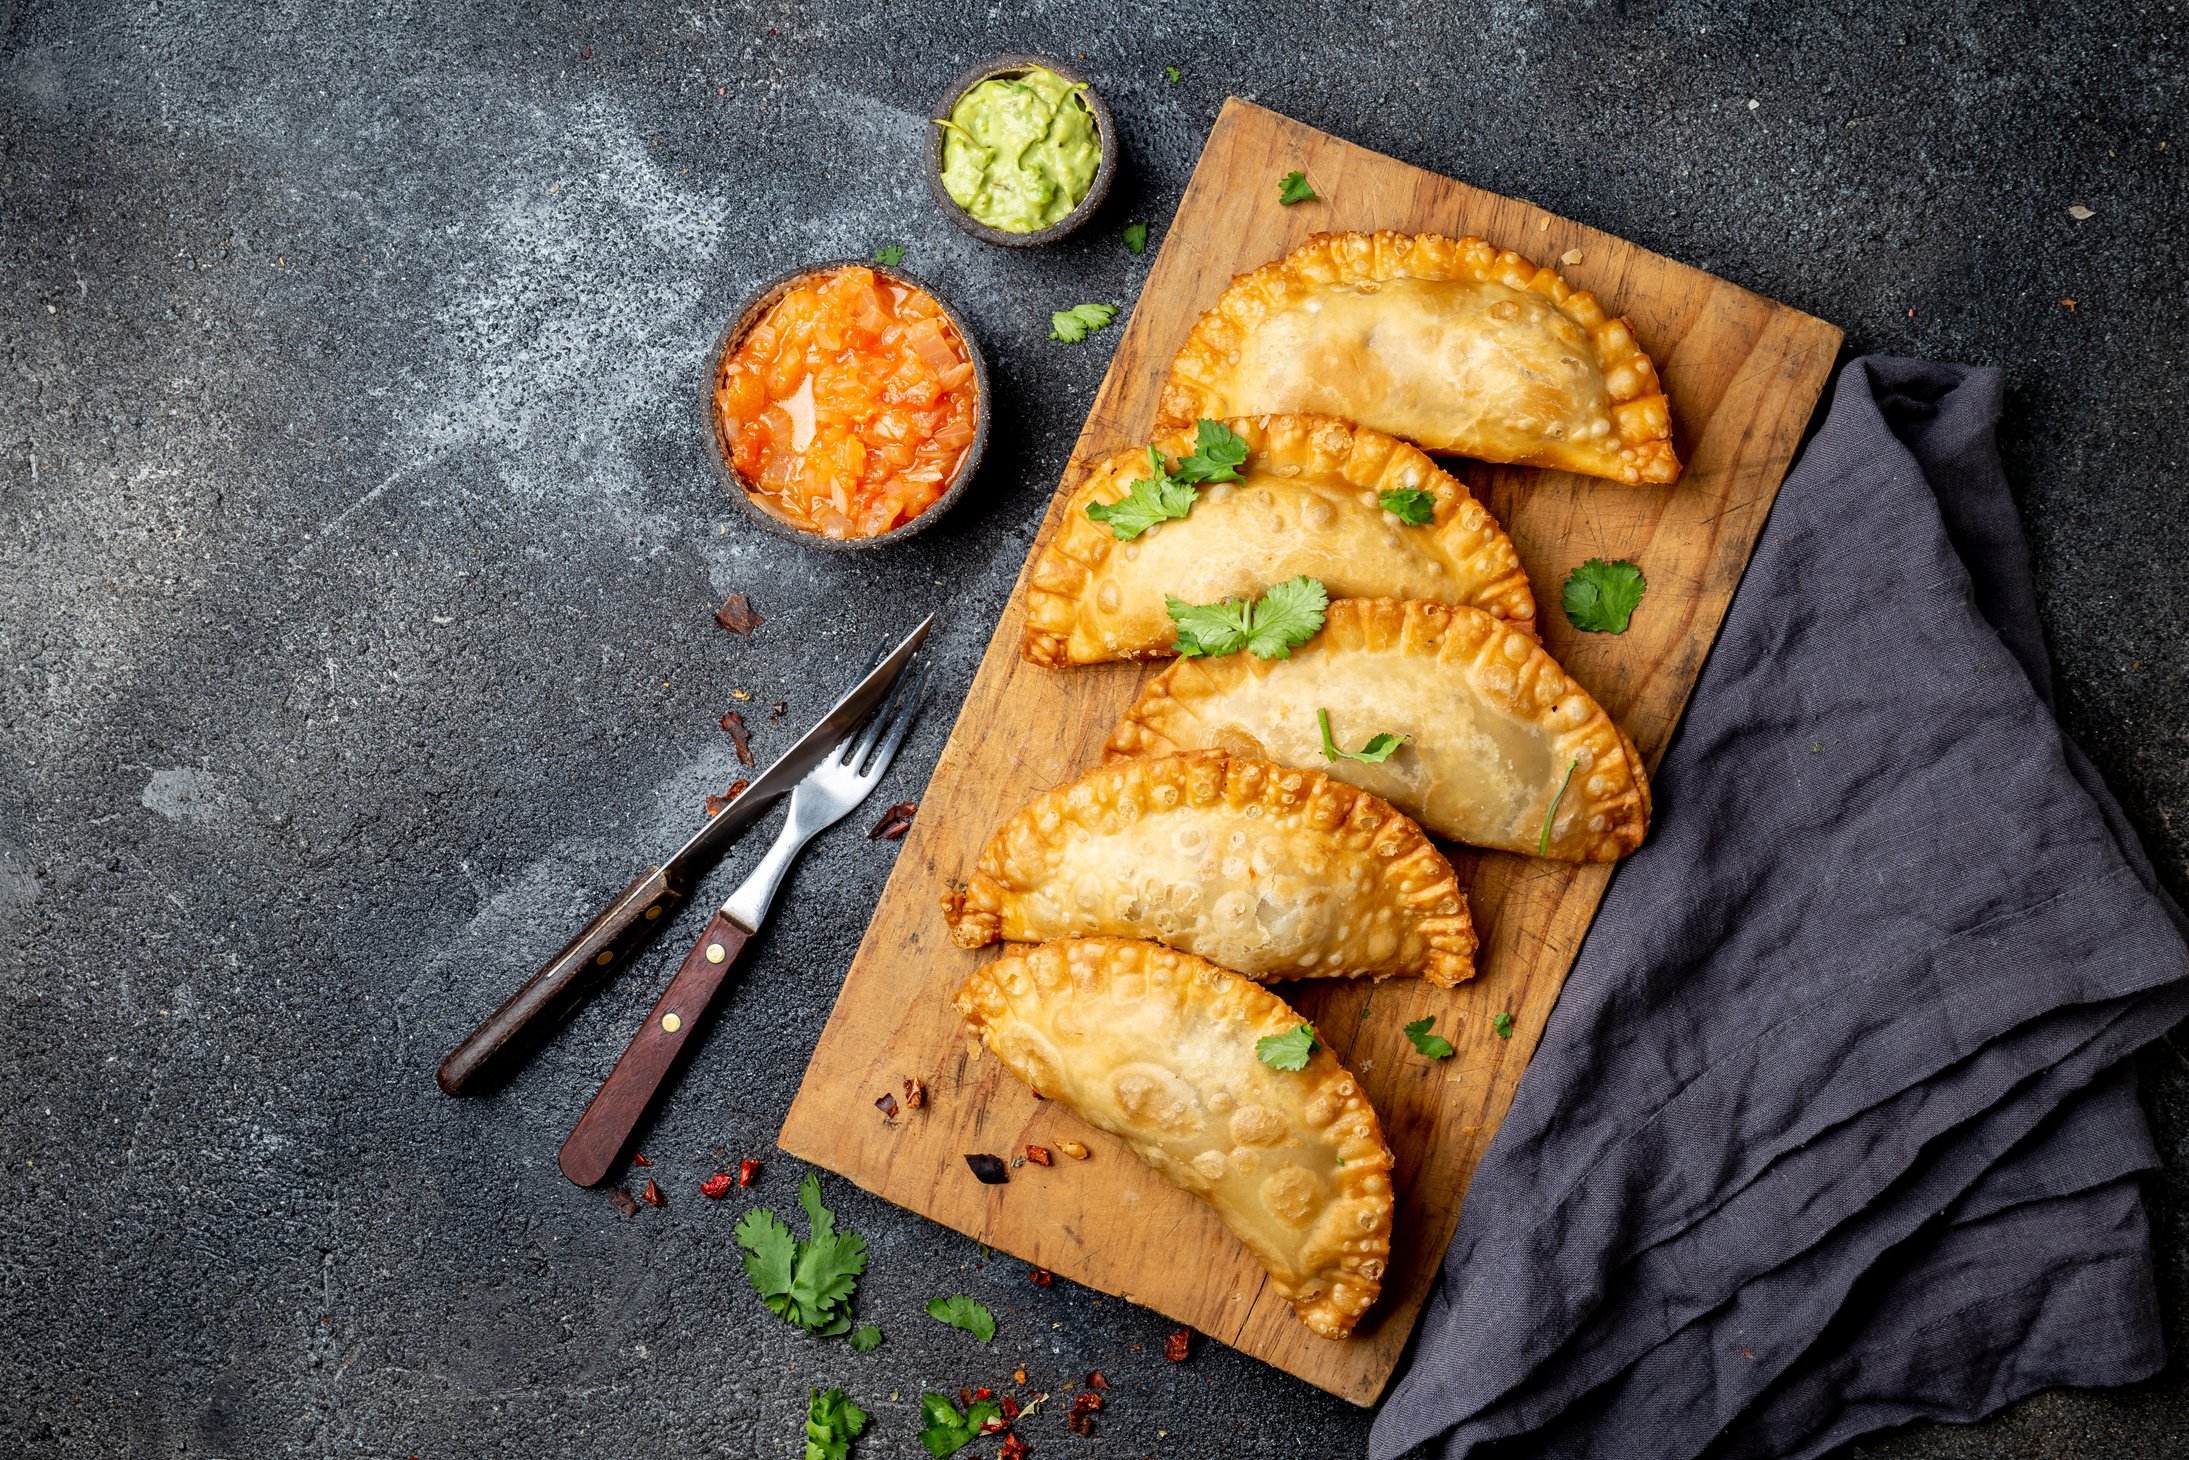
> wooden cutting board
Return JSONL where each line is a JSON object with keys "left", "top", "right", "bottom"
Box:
{"left": 781, "top": 98, "right": 1841, "bottom": 1405}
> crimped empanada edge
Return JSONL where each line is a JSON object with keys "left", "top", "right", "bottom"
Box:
{"left": 1157, "top": 230, "right": 1681, "bottom": 486}
{"left": 951, "top": 936, "right": 1396, "bottom": 1339}
{"left": 939, "top": 750, "right": 1477, "bottom": 985}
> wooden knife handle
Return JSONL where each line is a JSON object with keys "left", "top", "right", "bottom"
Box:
{"left": 436, "top": 865, "right": 686, "bottom": 1098}
{"left": 557, "top": 909, "right": 752, "bottom": 1187}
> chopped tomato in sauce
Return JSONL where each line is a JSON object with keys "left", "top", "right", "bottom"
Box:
{"left": 715, "top": 266, "right": 978, "bottom": 539}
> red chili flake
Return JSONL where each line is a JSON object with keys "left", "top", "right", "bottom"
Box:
{"left": 1164, "top": 1326, "right": 1194, "bottom": 1362}
{"left": 1012, "top": 1367, "right": 1028, "bottom": 1386}
{"left": 639, "top": 1178, "right": 666, "bottom": 1208}
{"left": 958, "top": 1387, "right": 975, "bottom": 1409}
{"left": 1070, "top": 1393, "right": 1103, "bottom": 1416}
{"left": 999, "top": 1395, "right": 1020, "bottom": 1420}
{"left": 978, "top": 1414, "right": 1008, "bottom": 1435}
{"left": 1025, "top": 1144, "right": 1053, "bottom": 1167}
{"left": 581, "top": 45, "right": 592, "bottom": 58}
{"left": 704, "top": 778, "right": 749, "bottom": 817}
{"left": 972, "top": 1387, "right": 993, "bottom": 1401}
{"left": 867, "top": 800, "right": 918, "bottom": 840}
{"left": 965, "top": 1153, "right": 1009, "bottom": 1184}
{"left": 737, "top": 1158, "right": 760, "bottom": 1188}
{"left": 608, "top": 1187, "right": 639, "bottom": 1217}
{"left": 998, "top": 1436, "right": 1030, "bottom": 1460}
{"left": 631, "top": 1153, "right": 652, "bottom": 1167}
{"left": 714, "top": 592, "right": 764, "bottom": 634}
{"left": 902, "top": 1076, "right": 926, "bottom": 1110}
{"left": 700, "top": 1172, "right": 734, "bottom": 1200}
{"left": 875, "top": 1093, "right": 900, "bottom": 1119}
{"left": 721, "top": 710, "right": 754, "bottom": 766}
{"left": 1086, "top": 1370, "right": 1109, "bottom": 1391}
{"left": 1028, "top": 1266, "right": 1053, "bottom": 1287}
{"left": 770, "top": 700, "right": 788, "bottom": 721}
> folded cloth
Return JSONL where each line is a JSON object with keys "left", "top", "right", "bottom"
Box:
{"left": 1372, "top": 357, "right": 2189, "bottom": 1460}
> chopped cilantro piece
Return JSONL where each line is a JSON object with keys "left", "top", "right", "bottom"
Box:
{"left": 1123, "top": 221, "right": 1149, "bottom": 254}
{"left": 1316, "top": 708, "right": 1407, "bottom": 764}
{"left": 734, "top": 1173, "right": 868, "bottom": 1333}
{"left": 1257, "top": 1023, "right": 1318, "bottom": 1071}
{"left": 918, "top": 1393, "right": 1004, "bottom": 1457}
{"left": 1086, "top": 446, "right": 1200, "bottom": 540}
{"left": 925, "top": 1294, "right": 997, "bottom": 1343}
{"left": 1377, "top": 486, "right": 1438, "bottom": 525}
{"left": 1278, "top": 170, "right": 1317, "bottom": 205}
{"left": 1049, "top": 301, "right": 1117, "bottom": 343}
{"left": 1539, "top": 755, "right": 1581, "bottom": 855}
{"left": 1562, "top": 558, "right": 1647, "bottom": 633}
{"left": 1164, "top": 64, "right": 1182, "bottom": 83}
{"left": 1167, "top": 575, "right": 1328, "bottom": 660}
{"left": 848, "top": 1323, "right": 883, "bottom": 1352}
{"left": 1173, "top": 419, "right": 1248, "bottom": 483}
{"left": 872, "top": 243, "right": 906, "bottom": 267}
{"left": 1403, "top": 1016, "right": 1455, "bottom": 1060}
{"left": 1492, "top": 1012, "right": 1516, "bottom": 1040}
{"left": 807, "top": 1387, "right": 868, "bottom": 1460}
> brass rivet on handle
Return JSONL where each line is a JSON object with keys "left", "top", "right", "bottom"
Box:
{"left": 645, "top": 904, "right": 663, "bottom": 920}
{"left": 594, "top": 950, "right": 613, "bottom": 966}
{"left": 706, "top": 943, "right": 727, "bottom": 964}
{"left": 661, "top": 1013, "right": 683, "bottom": 1033}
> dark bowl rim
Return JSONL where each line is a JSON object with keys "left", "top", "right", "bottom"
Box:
{"left": 699, "top": 259, "right": 992, "bottom": 553}
{"left": 923, "top": 52, "right": 1118, "bottom": 249}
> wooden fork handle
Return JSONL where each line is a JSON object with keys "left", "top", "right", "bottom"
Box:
{"left": 557, "top": 909, "right": 753, "bottom": 1187}
{"left": 436, "top": 865, "right": 686, "bottom": 1098}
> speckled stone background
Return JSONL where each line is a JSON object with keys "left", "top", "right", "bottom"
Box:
{"left": 2, "top": 3, "right": 2184, "bottom": 1457}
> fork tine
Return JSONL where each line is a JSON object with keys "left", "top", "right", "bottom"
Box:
{"left": 839, "top": 653, "right": 920, "bottom": 770}
{"left": 858, "top": 663, "right": 927, "bottom": 782}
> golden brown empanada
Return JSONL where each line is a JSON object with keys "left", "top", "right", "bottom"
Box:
{"left": 1158, "top": 232, "right": 1681, "bottom": 486}
{"left": 1025, "top": 414, "right": 1535, "bottom": 667}
{"left": 1107, "top": 599, "right": 1651, "bottom": 861}
{"left": 941, "top": 750, "right": 1475, "bottom": 985}
{"left": 954, "top": 936, "right": 1394, "bottom": 1338}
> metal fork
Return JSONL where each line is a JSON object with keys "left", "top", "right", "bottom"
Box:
{"left": 558, "top": 657, "right": 930, "bottom": 1187}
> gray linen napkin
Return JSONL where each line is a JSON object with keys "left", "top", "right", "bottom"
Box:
{"left": 1371, "top": 357, "right": 2189, "bottom": 1460}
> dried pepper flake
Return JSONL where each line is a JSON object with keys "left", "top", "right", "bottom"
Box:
{"left": 631, "top": 1153, "right": 652, "bottom": 1167}
{"left": 903, "top": 1076, "right": 927, "bottom": 1110}
{"left": 1000, "top": 1396, "right": 1021, "bottom": 1419}
{"left": 608, "top": 1187, "right": 640, "bottom": 1217}
{"left": 721, "top": 710, "right": 755, "bottom": 766}
{"left": 876, "top": 1093, "right": 900, "bottom": 1119}
{"left": 738, "top": 1158, "right": 761, "bottom": 1187}
{"left": 714, "top": 592, "right": 765, "bottom": 634}
{"left": 700, "top": 1172, "right": 735, "bottom": 1200}
{"left": 640, "top": 1178, "right": 666, "bottom": 1208}
{"left": 998, "top": 1434, "right": 1031, "bottom": 1460}
{"left": 867, "top": 800, "right": 918, "bottom": 840}
{"left": 1086, "top": 1370, "right": 1110, "bottom": 1391}
{"left": 1164, "top": 1326, "right": 1194, "bottom": 1361}
{"left": 965, "top": 1153, "right": 1009, "bottom": 1185}
{"left": 1028, "top": 1266, "right": 1053, "bottom": 1287}
{"left": 1025, "top": 1145, "right": 1053, "bottom": 1166}
{"left": 705, "top": 779, "right": 750, "bottom": 817}
{"left": 1012, "top": 1368, "right": 1028, "bottom": 1386}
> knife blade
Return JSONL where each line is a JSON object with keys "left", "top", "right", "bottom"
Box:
{"left": 434, "top": 615, "right": 933, "bottom": 1096}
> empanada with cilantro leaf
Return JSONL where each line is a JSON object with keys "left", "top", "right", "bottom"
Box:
{"left": 1025, "top": 414, "right": 1535, "bottom": 667}
{"left": 954, "top": 936, "right": 1394, "bottom": 1338}
{"left": 1107, "top": 599, "right": 1651, "bottom": 861}
{"left": 1158, "top": 232, "right": 1680, "bottom": 486}
{"left": 941, "top": 751, "right": 1475, "bottom": 985}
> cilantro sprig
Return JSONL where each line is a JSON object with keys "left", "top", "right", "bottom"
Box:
{"left": 1317, "top": 707, "right": 1407, "bottom": 764}
{"left": 1123, "top": 221, "right": 1149, "bottom": 254}
{"left": 918, "top": 1392, "right": 1004, "bottom": 1457}
{"left": 847, "top": 1323, "right": 883, "bottom": 1352}
{"left": 807, "top": 1387, "right": 867, "bottom": 1460}
{"left": 734, "top": 1172, "right": 868, "bottom": 1336}
{"left": 1278, "top": 170, "right": 1318, "bottom": 205}
{"left": 1562, "top": 558, "right": 1647, "bottom": 633}
{"left": 1257, "top": 1023, "right": 1319, "bottom": 1072}
{"left": 1167, "top": 575, "right": 1328, "bottom": 659}
{"left": 872, "top": 243, "right": 906, "bottom": 267}
{"left": 1050, "top": 302, "right": 1117, "bottom": 343}
{"left": 1378, "top": 486, "right": 1438, "bottom": 525}
{"left": 1403, "top": 1016, "right": 1455, "bottom": 1060}
{"left": 1085, "top": 421, "right": 1249, "bottom": 541}
{"left": 924, "top": 1294, "right": 997, "bottom": 1343}
{"left": 1492, "top": 1012, "right": 1516, "bottom": 1040}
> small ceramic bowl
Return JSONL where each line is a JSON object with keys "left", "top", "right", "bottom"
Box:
{"left": 701, "top": 260, "right": 991, "bottom": 552}
{"left": 925, "top": 53, "right": 1118, "bottom": 248}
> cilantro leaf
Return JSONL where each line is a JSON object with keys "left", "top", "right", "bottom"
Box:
{"left": 917, "top": 1394, "right": 1004, "bottom": 1457}
{"left": 734, "top": 1207, "right": 797, "bottom": 1300}
{"left": 848, "top": 1323, "right": 883, "bottom": 1352}
{"left": 1123, "top": 221, "right": 1149, "bottom": 254}
{"left": 1164, "top": 64, "right": 1182, "bottom": 83}
{"left": 1403, "top": 1016, "right": 1455, "bottom": 1060}
{"left": 1377, "top": 486, "right": 1437, "bottom": 525}
{"left": 1086, "top": 447, "right": 1200, "bottom": 540}
{"left": 1492, "top": 1012, "right": 1516, "bottom": 1040}
{"left": 807, "top": 1387, "right": 868, "bottom": 1460}
{"left": 1172, "top": 419, "right": 1249, "bottom": 484}
{"left": 1167, "top": 576, "right": 1328, "bottom": 660}
{"left": 799, "top": 1171, "right": 836, "bottom": 1242}
{"left": 1539, "top": 755, "right": 1581, "bottom": 855}
{"left": 790, "top": 1228, "right": 868, "bottom": 1318}
{"left": 1278, "top": 170, "right": 1317, "bottom": 205}
{"left": 736, "top": 1174, "right": 867, "bottom": 1333}
{"left": 1562, "top": 558, "right": 1647, "bottom": 633}
{"left": 1049, "top": 301, "right": 1118, "bottom": 343}
{"left": 1257, "top": 1023, "right": 1318, "bottom": 1071}
{"left": 872, "top": 243, "right": 906, "bottom": 267}
{"left": 925, "top": 1294, "right": 997, "bottom": 1343}
{"left": 1316, "top": 708, "right": 1407, "bottom": 764}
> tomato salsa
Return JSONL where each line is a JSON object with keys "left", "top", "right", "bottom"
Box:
{"left": 714, "top": 266, "right": 979, "bottom": 540}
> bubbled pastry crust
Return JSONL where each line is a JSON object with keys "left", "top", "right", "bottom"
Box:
{"left": 954, "top": 937, "right": 1396, "bottom": 1339}
{"left": 939, "top": 750, "right": 1476, "bottom": 985}
{"left": 1024, "top": 413, "right": 1536, "bottom": 667}
{"left": 1157, "top": 232, "right": 1680, "bottom": 486}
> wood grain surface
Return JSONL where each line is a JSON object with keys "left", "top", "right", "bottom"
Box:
{"left": 780, "top": 98, "right": 1842, "bottom": 1405}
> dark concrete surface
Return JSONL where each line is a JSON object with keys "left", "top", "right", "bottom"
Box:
{"left": 2, "top": 2, "right": 2184, "bottom": 1456}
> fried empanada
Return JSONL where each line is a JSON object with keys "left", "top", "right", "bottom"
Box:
{"left": 1025, "top": 414, "right": 1535, "bottom": 667}
{"left": 954, "top": 936, "right": 1394, "bottom": 1338}
{"left": 1107, "top": 599, "right": 1651, "bottom": 861}
{"left": 1158, "top": 232, "right": 1681, "bottom": 486}
{"left": 941, "top": 751, "right": 1475, "bottom": 985}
